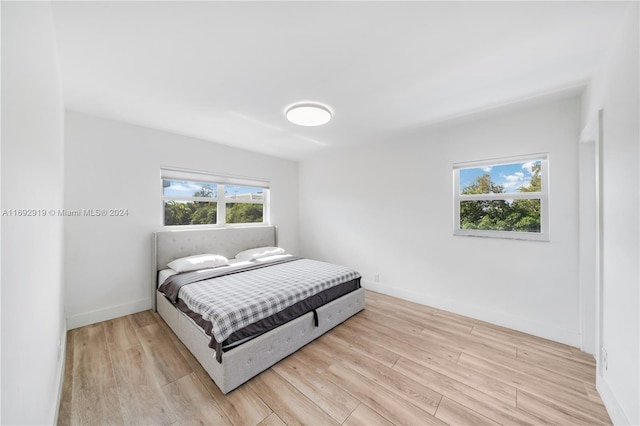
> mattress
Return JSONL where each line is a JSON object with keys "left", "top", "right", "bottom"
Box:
{"left": 158, "top": 268, "right": 178, "bottom": 285}
{"left": 158, "top": 256, "right": 361, "bottom": 362}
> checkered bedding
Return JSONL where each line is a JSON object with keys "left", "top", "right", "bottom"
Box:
{"left": 175, "top": 258, "right": 361, "bottom": 344}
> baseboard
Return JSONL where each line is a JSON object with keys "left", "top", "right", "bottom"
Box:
{"left": 597, "top": 375, "right": 631, "bottom": 425}
{"left": 361, "top": 279, "right": 581, "bottom": 347}
{"left": 66, "top": 297, "right": 153, "bottom": 330}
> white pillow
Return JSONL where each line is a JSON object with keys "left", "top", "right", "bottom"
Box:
{"left": 167, "top": 254, "right": 229, "bottom": 273}
{"left": 235, "top": 246, "right": 286, "bottom": 261}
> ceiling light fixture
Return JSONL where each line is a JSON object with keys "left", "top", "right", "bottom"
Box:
{"left": 285, "top": 102, "right": 332, "bottom": 126}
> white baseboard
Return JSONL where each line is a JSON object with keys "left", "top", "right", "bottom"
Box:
{"left": 597, "top": 375, "right": 631, "bottom": 425}
{"left": 66, "top": 297, "right": 153, "bottom": 330}
{"left": 361, "top": 279, "right": 581, "bottom": 347}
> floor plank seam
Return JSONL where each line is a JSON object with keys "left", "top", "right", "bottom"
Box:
{"left": 342, "top": 402, "right": 362, "bottom": 425}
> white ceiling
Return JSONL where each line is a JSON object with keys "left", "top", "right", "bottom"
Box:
{"left": 51, "top": 1, "right": 630, "bottom": 161}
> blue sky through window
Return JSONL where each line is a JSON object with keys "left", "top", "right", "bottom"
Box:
{"left": 163, "top": 180, "right": 263, "bottom": 198}
{"left": 163, "top": 180, "right": 217, "bottom": 198}
{"left": 225, "top": 185, "right": 263, "bottom": 198}
{"left": 459, "top": 160, "right": 540, "bottom": 194}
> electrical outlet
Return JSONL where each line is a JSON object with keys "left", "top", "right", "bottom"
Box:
{"left": 373, "top": 274, "right": 380, "bottom": 282}
{"left": 601, "top": 347, "right": 608, "bottom": 371}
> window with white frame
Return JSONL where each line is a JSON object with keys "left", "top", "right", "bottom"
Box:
{"left": 161, "top": 168, "right": 269, "bottom": 227}
{"left": 453, "top": 154, "right": 549, "bottom": 241}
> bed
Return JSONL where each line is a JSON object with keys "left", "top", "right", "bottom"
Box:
{"left": 152, "top": 225, "right": 365, "bottom": 394}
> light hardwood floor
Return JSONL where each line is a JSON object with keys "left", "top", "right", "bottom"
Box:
{"left": 58, "top": 291, "right": 611, "bottom": 425}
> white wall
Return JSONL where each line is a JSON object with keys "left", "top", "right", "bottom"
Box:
{"left": 64, "top": 112, "right": 299, "bottom": 328}
{"left": 1, "top": 2, "right": 66, "bottom": 424}
{"left": 581, "top": 3, "right": 639, "bottom": 424}
{"left": 300, "top": 96, "right": 581, "bottom": 346}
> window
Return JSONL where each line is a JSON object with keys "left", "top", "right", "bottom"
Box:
{"left": 453, "top": 154, "right": 549, "bottom": 241}
{"left": 161, "top": 168, "right": 269, "bottom": 227}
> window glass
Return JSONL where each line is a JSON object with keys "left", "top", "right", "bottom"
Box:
{"left": 459, "top": 161, "right": 541, "bottom": 194}
{"left": 226, "top": 203, "right": 264, "bottom": 224}
{"left": 162, "top": 180, "right": 217, "bottom": 198}
{"left": 225, "top": 185, "right": 264, "bottom": 201}
{"left": 164, "top": 200, "right": 217, "bottom": 226}
{"left": 459, "top": 199, "right": 541, "bottom": 232}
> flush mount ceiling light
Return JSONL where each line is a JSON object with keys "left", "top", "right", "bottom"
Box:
{"left": 285, "top": 102, "right": 332, "bottom": 126}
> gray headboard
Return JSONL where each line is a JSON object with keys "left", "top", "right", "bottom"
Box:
{"left": 152, "top": 225, "right": 277, "bottom": 308}
{"left": 153, "top": 225, "right": 277, "bottom": 271}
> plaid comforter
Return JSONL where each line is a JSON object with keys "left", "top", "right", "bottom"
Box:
{"left": 173, "top": 257, "right": 361, "bottom": 344}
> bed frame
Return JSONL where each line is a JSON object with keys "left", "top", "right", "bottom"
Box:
{"left": 152, "top": 225, "right": 365, "bottom": 394}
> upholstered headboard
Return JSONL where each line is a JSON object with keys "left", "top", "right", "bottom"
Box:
{"left": 153, "top": 225, "right": 277, "bottom": 271}
{"left": 152, "top": 225, "right": 277, "bottom": 308}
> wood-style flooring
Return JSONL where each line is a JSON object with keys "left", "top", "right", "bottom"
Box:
{"left": 58, "top": 290, "right": 611, "bottom": 425}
